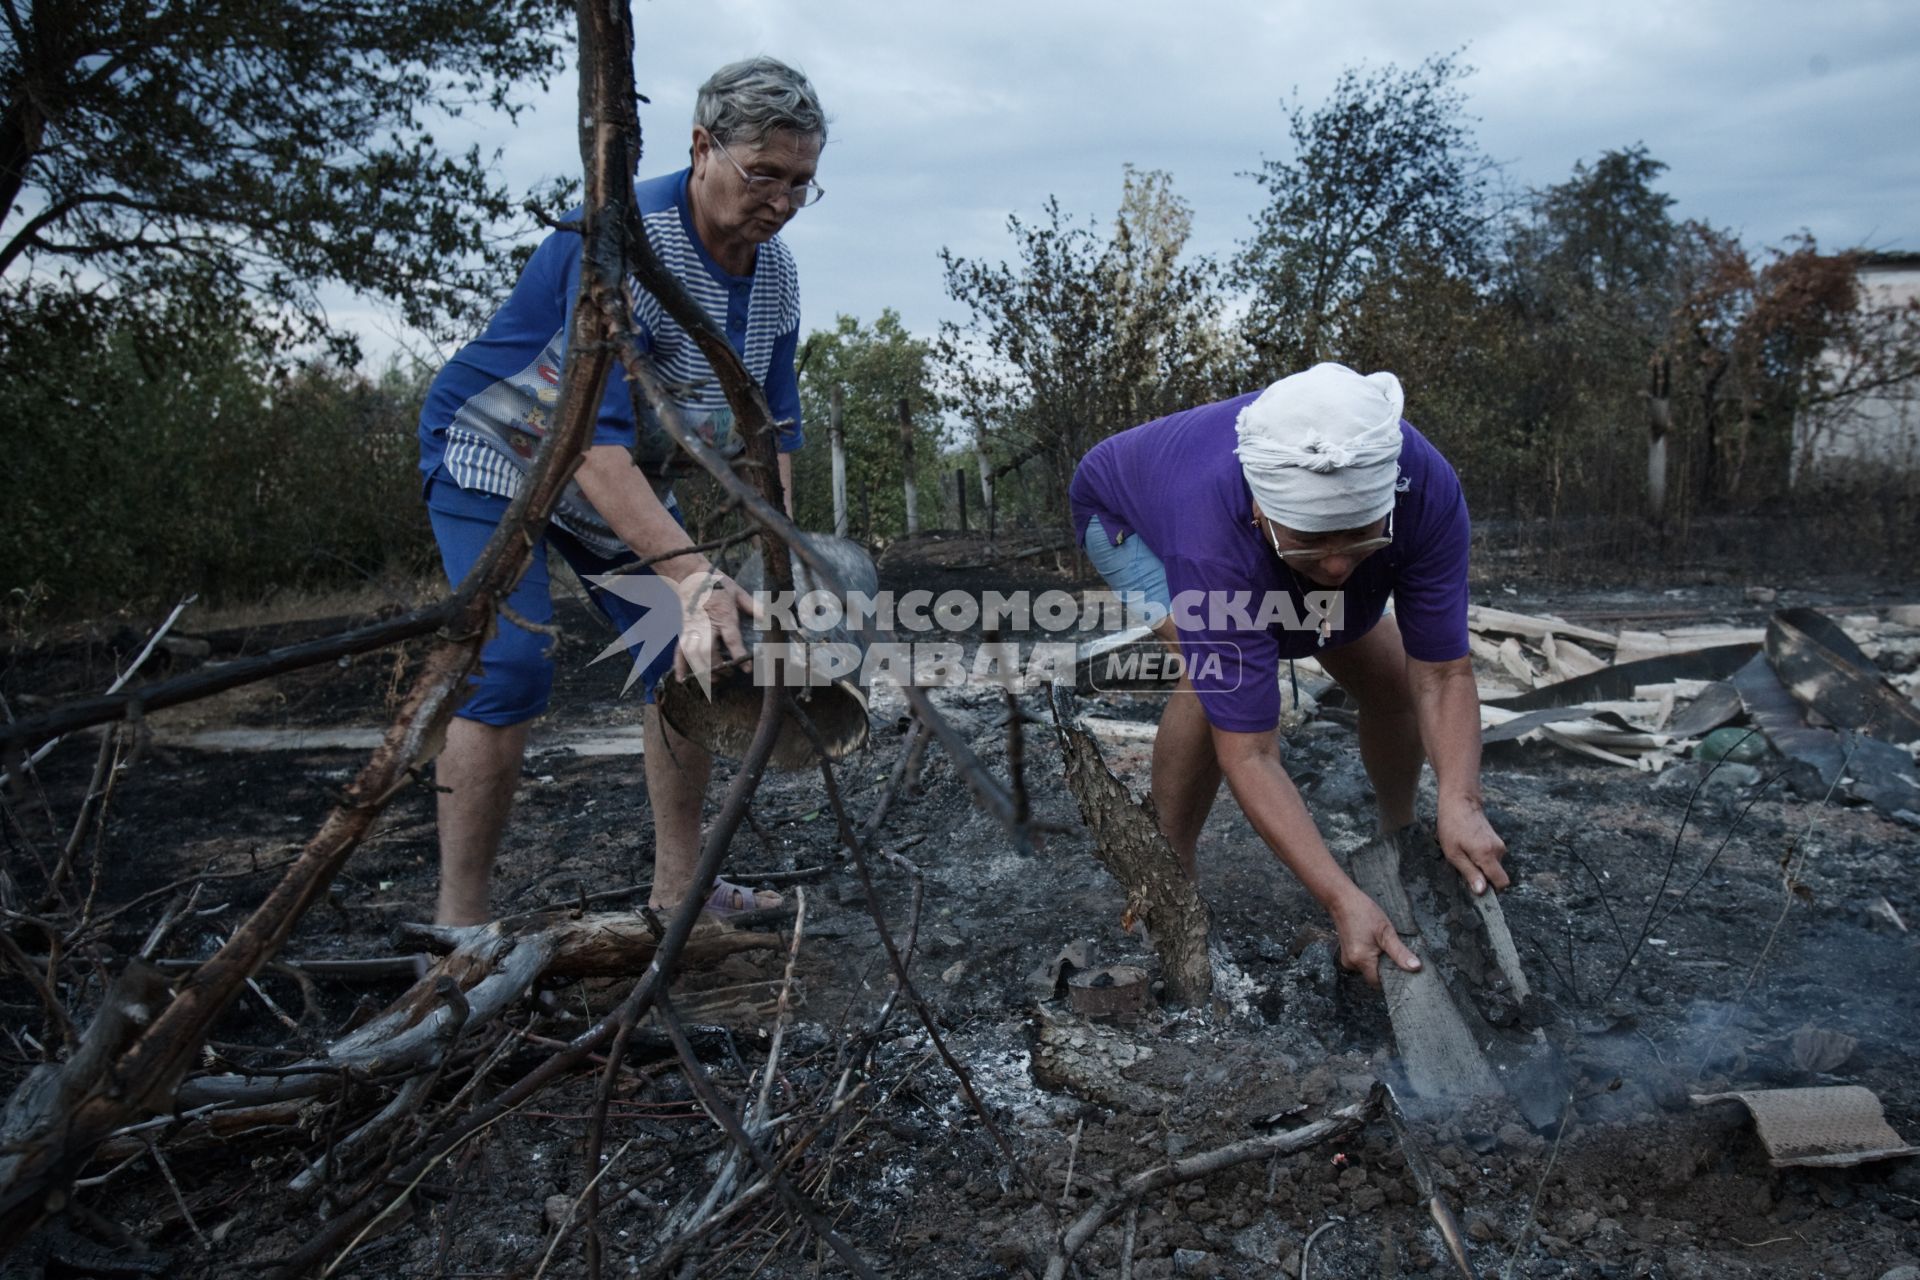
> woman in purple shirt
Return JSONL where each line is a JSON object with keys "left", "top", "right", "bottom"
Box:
{"left": 1069, "top": 363, "right": 1508, "bottom": 985}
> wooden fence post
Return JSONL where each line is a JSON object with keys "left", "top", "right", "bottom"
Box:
{"left": 898, "top": 396, "right": 918, "bottom": 536}
{"left": 830, "top": 384, "right": 848, "bottom": 538}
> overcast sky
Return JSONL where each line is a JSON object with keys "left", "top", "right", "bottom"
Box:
{"left": 344, "top": 0, "right": 1920, "bottom": 365}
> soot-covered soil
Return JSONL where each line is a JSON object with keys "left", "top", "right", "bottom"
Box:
{"left": 2, "top": 540, "right": 1917, "bottom": 1279}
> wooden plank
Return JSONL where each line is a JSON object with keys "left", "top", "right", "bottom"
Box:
{"left": 1467, "top": 633, "right": 1507, "bottom": 667}
{"left": 1544, "top": 634, "right": 1609, "bottom": 680}
{"left": 1497, "top": 637, "right": 1537, "bottom": 687}
{"left": 1349, "top": 838, "right": 1501, "bottom": 1103}
{"left": 1466, "top": 605, "right": 1618, "bottom": 647}
{"left": 1467, "top": 889, "right": 1530, "bottom": 1003}
{"left": 1616, "top": 627, "right": 1767, "bottom": 665}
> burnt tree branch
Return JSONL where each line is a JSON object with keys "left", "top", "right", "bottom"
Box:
{"left": 0, "top": 602, "right": 461, "bottom": 759}
{"left": 656, "top": 992, "right": 883, "bottom": 1280}
{"left": 0, "top": 0, "right": 640, "bottom": 1248}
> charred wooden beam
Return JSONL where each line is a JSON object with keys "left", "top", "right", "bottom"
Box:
{"left": 1045, "top": 685, "right": 1212, "bottom": 1007}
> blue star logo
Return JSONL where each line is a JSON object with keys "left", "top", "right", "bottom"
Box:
{"left": 581, "top": 572, "right": 690, "bottom": 697}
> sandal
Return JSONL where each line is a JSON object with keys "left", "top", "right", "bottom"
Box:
{"left": 702, "top": 877, "right": 786, "bottom": 921}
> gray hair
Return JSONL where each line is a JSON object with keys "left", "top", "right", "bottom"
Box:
{"left": 694, "top": 57, "right": 828, "bottom": 149}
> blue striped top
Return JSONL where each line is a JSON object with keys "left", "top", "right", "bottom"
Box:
{"left": 418, "top": 168, "right": 803, "bottom": 556}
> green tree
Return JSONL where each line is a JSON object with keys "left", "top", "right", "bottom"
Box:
{"left": 1235, "top": 52, "right": 1496, "bottom": 375}
{"left": 937, "top": 167, "right": 1236, "bottom": 534}
{"left": 1527, "top": 146, "right": 1676, "bottom": 302}
{"left": 792, "top": 310, "right": 940, "bottom": 540}
{"left": 1490, "top": 146, "right": 1682, "bottom": 521}
{"left": 1, "top": 0, "right": 570, "bottom": 356}
{"left": 1334, "top": 247, "right": 1522, "bottom": 502}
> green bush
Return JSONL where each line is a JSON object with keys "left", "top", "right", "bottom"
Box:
{"left": 1, "top": 292, "right": 434, "bottom": 616}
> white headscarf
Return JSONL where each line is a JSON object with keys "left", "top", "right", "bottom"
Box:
{"left": 1233, "top": 363, "right": 1405, "bottom": 533}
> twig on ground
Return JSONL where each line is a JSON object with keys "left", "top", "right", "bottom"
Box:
{"left": 136, "top": 883, "right": 203, "bottom": 961}
{"left": 662, "top": 890, "right": 810, "bottom": 1255}
{"left": 317, "top": 1067, "right": 350, "bottom": 1211}
{"left": 656, "top": 992, "right": 883, "bottom": 1280}
{"left": 430, "top": 1140, "right": 484, "bottom": 1276}
{"left": 499, "top": 865, "right": 826, "bottom": 925}
{"left": 535, "top": 1138, "right": 636, "bottom": 1280}
{"left": 1603, "top": 736, "right": 1759, "bottom": 1001}
{"left": 1042, "top": 1091, "right": 1380, "bottom": 1280}
{"left": 143, "top": 1137, "right": 208, "bottom": 1251}
{"left": 639, "top": 1057, "right": 919, "bottom": 1279}
{"left": 0, "top": 601, "right": 459, "bottom": 762}
{"left": 1521, "top": 932, "right": 1577, "bottom": 1003}
{"left": 741, "top": 805, "right": 780, "bottom": 862}
{"left": 62, "top": 855, "right": 298, "bottom": 946}
{"left": 1380, "top": 1073, "right": 1476, "bottom": 1279}
{"left": 755, "top": 887, "right": 808, "bottom": 1124}
{"left": 244, "top": 976, "right": 302, "bottom": 1035}
{"left": 0, "top": 930, "right": 75, "bottom": 1053}
{"left": 583, "top": 984, "right": 645, "bottom": 1280}
{"left": 1060, "top": 1117, "right": 1084, "bottom": 1208}
{"left": 784, "top": 692, "right": 1054, "bottom": 1219}
{"left": 70, "top": 1148, "right": 144, "bottom": 1191}
{"left": 1645, "top": 769, "right": 1784, "bottom": 938}
{"left": 1301, "top": 1217, "right": 1344, "bottom": 1279}
{"left": 46, "top": 730, "right": 118, "bottom": 905}
{"left": 0, "top": 787, "right": 57, "bottom": 894}
{"left": 863, "top": 848, "right": 924, "bottom": 1042}
{"left": 1693, "top": 738, "right": 1857, "bottom": 1077}
{"left": 0, "top": 593, "right": 195, "bottom": 787}
{"left": 859, "top": 716, "right": 932, "bottom": 844}
{"left": 1501, "top": 1088, "right": 1576, "bottom": 1280}
{"left": 1, "top": 691, "right": 62, "bottom": 852}
{"left": 1555, "top": 835, "right": 1629, "bottom": 964}
{"left": 319, "top": 1097, "right": 532, "bottom": 1279}
{"left": 291, "top": 979, "right": 469, "bottom": 1199}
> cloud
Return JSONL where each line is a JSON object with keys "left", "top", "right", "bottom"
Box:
{"left": 348, "top": 0, "right": 1920, "bottom": 369}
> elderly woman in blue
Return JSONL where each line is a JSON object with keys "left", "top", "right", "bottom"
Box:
{"left": 415, "top": 57, "right": 825, "bottom": 928}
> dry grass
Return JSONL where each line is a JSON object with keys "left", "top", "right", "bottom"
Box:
{"left": 189, "top": 568, "right": 445, "bottom": 634}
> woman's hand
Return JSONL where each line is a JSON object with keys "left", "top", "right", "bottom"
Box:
{"left": 671, "top": 569, "right": 757, "bottom": 683}
{"left": 1436, "top": 799, "right": 1509, "bottom": 895}
{"left": 1328, "top": 888, "right": 1423, "bottom": 988}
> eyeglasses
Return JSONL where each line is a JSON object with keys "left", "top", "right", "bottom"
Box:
{"left": 710, "top": 136, "right": 825, "bottom": 209}
{"left": 1262, "top": 508, "right": 1393, "bottom": 565}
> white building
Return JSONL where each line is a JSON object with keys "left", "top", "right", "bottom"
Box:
{"left": 1790, "top": 250, "right": 1920, "bottom": 484}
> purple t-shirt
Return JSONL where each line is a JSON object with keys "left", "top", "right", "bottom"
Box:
{"left": 1069, "top": 391, "right": 1471, "bottom": 733}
